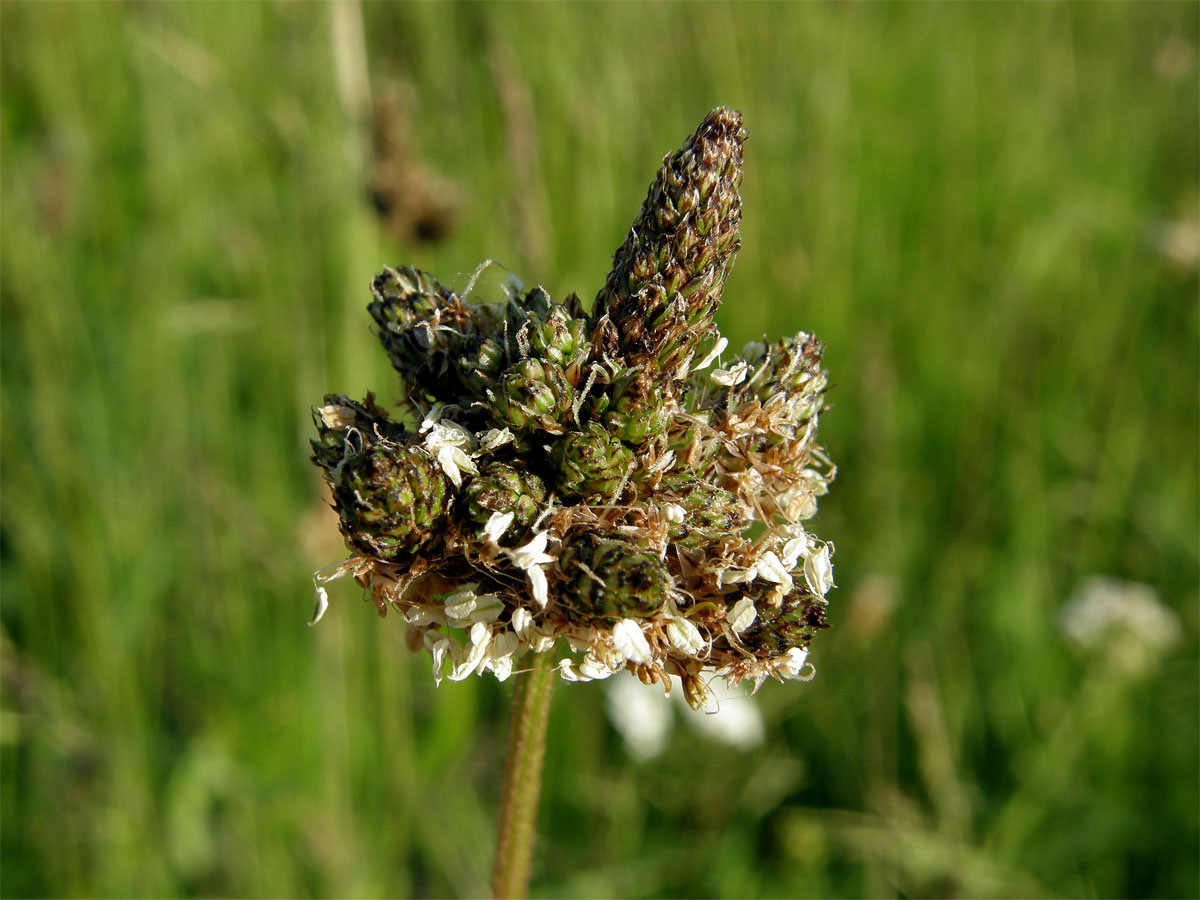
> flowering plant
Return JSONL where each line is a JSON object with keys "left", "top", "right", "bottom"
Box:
{"left": 309, "top": 107, "right": 836, "bottom": 896}
{"left": 311, "top": 107, "right": 834, "bottom": 702}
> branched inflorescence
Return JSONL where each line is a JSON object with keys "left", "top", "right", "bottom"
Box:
{"left": 310, "top": 108, "right": 836, "bottom": 709}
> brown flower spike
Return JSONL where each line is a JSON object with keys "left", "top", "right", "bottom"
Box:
{"left": 310, "top": 108, "right": 836, "bottom": 709}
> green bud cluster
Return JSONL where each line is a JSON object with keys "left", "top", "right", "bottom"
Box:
{"left": 310, "top": 108, "right": 836, "bottom": 706}
{"left": 311, "top": 394, "right": 450, "bottom": 561}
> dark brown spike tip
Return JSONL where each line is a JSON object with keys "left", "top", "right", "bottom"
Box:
{"left": 591, "top": 107, "right": 748, "bottom": 402}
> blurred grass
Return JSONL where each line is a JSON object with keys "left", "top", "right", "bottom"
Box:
{"left": 1, "top": 2, "right": 1197, "bottom": 897}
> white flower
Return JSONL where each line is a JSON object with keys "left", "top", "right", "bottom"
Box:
{"left": 682, "top": 678, "right": 765, "bottom": 748}
{"left": 612, "top": 619, "right": 652, "bottom": 664}
{"left": 579, "top": 652, "right": 620, "bottom": 680}
{"left": 726, "top": 597, "right": 757, "bottom": 633}
{"left": 421, "top": 410, "right": 479, "bottom": 487}
{"left": 666, "top": 617, "right": 707, "bottom": 655}
{"left": 508, "top": 531, "right": 555, "bottom": 608}
{"left": 1061, "top": 577, "right": 1180, "bottom": 650}
{"left": 804, "top": 542, "right": 834, "bottom": 596}
{"left": 711, "top": 360, "right": 749, "bottom": 387}
{"left": 693, "top": 336, "right": 729, "bottom": 373}
{"left": 482, "top": 511, "right": 514, "bottom": 544}
{"left": 511, "top": 607, "right": 535, "bottom": 641}
{"left": 606, "top": 676, "right": 672, "bottom": 761}
{"left": 664, "top": 503, "right": 686, "bottom": 524}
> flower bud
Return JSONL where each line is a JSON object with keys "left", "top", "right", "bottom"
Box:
{"left": 492, "top": 358, "right": 576, "bottom": 434}
{"left": 557, "top": 531, "right": 671, "bottom": 621}
{"left": 549, "top": 422, "right": 635, "bottom": 500}
{"left": 463, "top": 461, "right": 547, "bottom": 537}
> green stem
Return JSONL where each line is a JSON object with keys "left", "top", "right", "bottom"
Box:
{"left": 491, "top": 652, "right": 555, "bottom": 900}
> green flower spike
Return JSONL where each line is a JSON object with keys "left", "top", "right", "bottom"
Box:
{"left": 309, "top": 108, "right": 836, "bottom": 712}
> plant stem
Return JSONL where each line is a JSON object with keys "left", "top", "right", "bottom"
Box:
{"left": 491, "top": 652, "right": 555, "bottom": 900}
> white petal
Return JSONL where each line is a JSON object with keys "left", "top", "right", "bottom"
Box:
{"left": 511, "top": 608, "right": 534, "bottom": 640}
{"left": 511, "top": 531, "right": 553, "bottom": 568}
{"left": 580, "top": 653, "right": 619, "bottom": 680}
{"left": 778, "top": 647, "right": 810, "bottom": 678}
{"left": 308, "top": 585, "right": 329, "bottom": 626}
{"left": 443, "top": 589, "right": 480, "bottom": 621}
{"left": 469, "top": 593, "right": 505, "bottom": 624}
{"left": 528, "top": 566, "right": 549, "bottom": 608}
{"left": 558, "top": 658, "right": 589, "bottom": 682}
{"left": 720, "top": 567, "right": 756, "bottom": 586}
{"left": 469, "top": 621, "right": 490, "bottom": 647}
{"left": 755, "top": 551, "right": 794, "bottom": 593}
{"left": 664, "top": 503, "right": 685, "bottom": 524}
{"left": 711, "top": 360, "right": 748, "bottom": 387}
{"left": 449, "top": 638, "right": 489, "bottom": 681}
{"left": 483, "top": 511, "right": 515, "bottom": 544}
{"left": 430, "top": 638, "right": 452, "bottom": 686}
{"left": 612, "top": 619, "right": 652, "bottom": 664}
{"left": 419, "top": 406, "right": 444, "bottom": 432}
{"left": 479, "top": 427, "right": 515, "bottom": 450}
{"left": 804, "top": 543, "right": 834, "bottom": 596}
{"left": 780, "top": 536, "right": 807, "bottom": 569}
{"left": 666, "top": 618, "right": 706, "bottom": 655}
{"left": 318, "top": 404, "right": 358, "bottom": 430}
{"left": 693, "top": 336, "right": 729, "bottom": 372}
{"left": 727, "top": 597, "right": 757, "bottom": 633}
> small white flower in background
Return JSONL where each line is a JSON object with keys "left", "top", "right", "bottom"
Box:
{"left": 605, "top": 675, "right": 765, "bottom": 760}
{"left": 1061, "top": 577, "right": 1180, "bottom": 674}
{"left": 606, "top": 676, "right": 673, "bottom": 761}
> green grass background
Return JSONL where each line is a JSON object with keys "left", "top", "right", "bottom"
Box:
{"left": 2, "top": 2, "right": 1197, "bottom": 897}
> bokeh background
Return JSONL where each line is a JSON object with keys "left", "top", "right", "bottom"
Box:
{"left": 2, "top": 2, "right": 1197, "bottom": 897}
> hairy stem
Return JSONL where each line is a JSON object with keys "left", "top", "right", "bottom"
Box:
{"left": 491, "top": 652, "right": 555, "bottom": 899}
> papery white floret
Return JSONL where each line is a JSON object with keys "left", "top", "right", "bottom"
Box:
{"left": 804, "top": 543, "right": 834, "bottom": 596}
{"left": 664, "top": 503, "right": 686, "bottom": 524}
{"left": 318, "top": 404, "right": 358, "bottom": 431}
{"left": 508, "top": 532, "right": 555, "bottom": 608}
{"left": 308, "top": 586, "right": 329, "bottom": 626}
{"left": 482, "top": 511, "right": 514, "bottom": 544}
{"left": 666, "top": 617, "right": 707, "bottom": 655}
{"left": 754, "top": 550, "right": 793, "bottom": 592}
{"left": 694, "top": 336, "right": 729, "bottom": 372}
{"left": 711, "top": 360, "right": 749, "bottom": 387}
{"left": 727, "top": 597, "right": 757, "bottom": 633}
{"left": 580, "top": 652, "right": 619, "bottom": 680}
{"left": 777, "top": 647, "right": 810, "bottom": 679}
{"left": 511, "top": 608, "right": 534, "bottom": 641}
{"left": 478, "top": 427, "right": 515, "bottom": 451}
{"left": 557, "top": 658, "right": 590, "bottom": 682}
{"left": 485, "top": 631, "right": 519, "bottom": 682}
{"left": 430, "top": 638, "right": 453, "bottom": 686}
{"left": 648, "top": 450, "right": 677, "bottom": 474}
{"left": 612, "top": 619, "right": 652, "bottom": 664}
{"left": 720, "top": 567, "right": 756, "bottom": 586}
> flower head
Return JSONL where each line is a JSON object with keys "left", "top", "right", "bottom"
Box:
{"left": 310, "top": 108, "right": 836, "bottom": 707}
